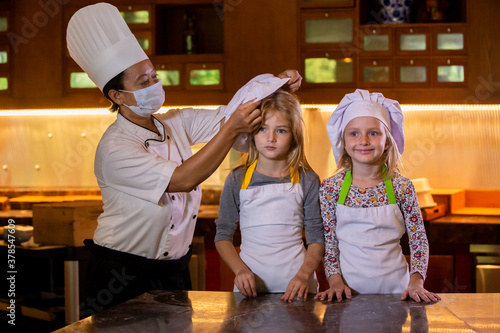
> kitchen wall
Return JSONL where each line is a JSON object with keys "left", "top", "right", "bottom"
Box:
{"left": 1, "top": 105, "right": 499, "bottom": 191}
{"left": 0, "top": 107, "right": 236, "bottom": 191}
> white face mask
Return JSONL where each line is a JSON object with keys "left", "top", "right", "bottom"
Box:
{"left": 120, "top": 79, "right": 165, "bottom": 117}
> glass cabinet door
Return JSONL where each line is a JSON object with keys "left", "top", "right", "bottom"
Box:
{"left": 395, "top": 58, "right": 430, "bottom": 88}
{"left": 396, "top": 27, "right": 430, "bottom": 56}
{"left": 65, "top": 58, "right": 98, "bottom": 90}
{"left": 432, "top": 25, "right": 467, "bottom": 55}
{"left": 153, "top": 62, "right": 182, "bottom": 90}
{"left": 155, "top": 4, "right": 223, "bottom": 56}
{"left": 0, "top": 47, "right": 7, "bottom": 65}
{"left": 432, "top": 57, "right": 467, "bottom": 87}
{"left": 0, "top": 16, "right": 7, "bottom": 32}
{"left": 359, "top": 59, "right": 393, "bottom": 88}
{"left": 185, "top": 63, "right": 223, "bottom": 90}
{"left": 158, "top": 70, "right": 180, "bottom": 87}
{"left": 118, "top": 5, "right": 152, "bottom": 29}
{"left": 0, "top": 75, "right": 8, "bottom": 91}
{"left": 303, "top": 52, "right": 355, "bottom": 86}
{"left": 118, "top": 5, "right": 153, "bottom": 55}
{"left": 133, "top": 31, "right": 153, "bottom": 55}
{"left": 69, "top": 72, "right": 97, "bottom": 89}
{"left": 301, "top": 9, "right": 356, "bottom": 48}
{"left": 0, "top": 9, "right": 9, "bottom": 93}
{"left": 65, "top": 59, "right": 96, "bottom": 90}
{"left": 360, "top": 26, "right": 393, "bottom": 57}
{"left": 0, "top": 10, "right": 8, "bottom": 34}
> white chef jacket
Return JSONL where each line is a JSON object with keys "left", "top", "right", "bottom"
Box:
{"left": 93, "top": 107, "right": 225, "bottom": 260}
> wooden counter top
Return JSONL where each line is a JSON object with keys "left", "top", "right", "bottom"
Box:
{"left": 54, "top": 291, "right": 500, "bottom": 332}
{"left": 8, "top": 195, "right": 103, "bottom": 210}
{"left": 431, "top": 214, "right": 500, "bottom": 224}
{"left": 197, "top": 204, "right": 219, "bottom": 219}
{"left": 426, "top": 214, "right": 500, "bottom": 246}
{"left": 432, "top": 189, "right": 500, "bottom": 216}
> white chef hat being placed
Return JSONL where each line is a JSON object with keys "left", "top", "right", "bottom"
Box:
{"left": 327, "top": 89, "right": 405, "bottom": 164}
{"left": 224, "top": 74, "right": 290, "bottom": 152}
{"left": 66, "top": 2, "right": 148, "bottom": 91}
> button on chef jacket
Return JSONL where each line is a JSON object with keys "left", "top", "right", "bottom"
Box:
{"left": 93, "top": 107, "right": 225, "bottom": 260}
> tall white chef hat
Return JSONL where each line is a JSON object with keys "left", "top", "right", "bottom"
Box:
{"left": 327, "top": 89, "right": 405, "bottom": 163}
{"left": 66, "top": 2, "right": 148, "bottom": 91}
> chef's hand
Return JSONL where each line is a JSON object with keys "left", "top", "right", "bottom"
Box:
{"left": 401, "top": 273, "right": 441, "bottom": 303}
{"left": 281, "top": 273, "right": 310, "bottom": 302}
{"left": 314, "top": 274, "right": 352, "bottom": 302}
{"left": 224, "top": 99, "right": 262, "bottom": 134}
{"left": 234, "top": 267, "right": 257, "bottom": 298}
{"left": 277, "top": 69, "right": 302, "bottom": 93}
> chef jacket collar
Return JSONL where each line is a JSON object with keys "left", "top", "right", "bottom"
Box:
{"left": 116, "top": 112, "right": 164, "bottom": 142}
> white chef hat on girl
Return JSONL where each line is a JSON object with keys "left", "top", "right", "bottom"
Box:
{"left": 327, "top": 89, "right": 405, "bottom": 163}
{"left": 66, "top": 2, "right": 148, "bottom": 91}
{"left": 224, "top": 74, "right": 291, "bottom": 152}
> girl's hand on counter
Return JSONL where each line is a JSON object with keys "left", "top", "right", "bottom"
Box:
{"left": 281, "top": 274, "right": 309, "bottom": 302}
{"left": 314, "top": 274, "right": 352, "bottom": 302}
{"left": 401, "top": 273, "right": 441, "bottom": 303}
{"left": 234, "top": 267, "right": 257, "bottom": 298}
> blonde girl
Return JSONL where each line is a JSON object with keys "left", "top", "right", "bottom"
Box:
{"left": 315, "top": 89, "right": 440, "bottom": 303}
{"left": 215, "top": 90, "right": 324, "bottom": 302}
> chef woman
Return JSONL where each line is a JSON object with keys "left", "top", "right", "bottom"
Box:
{"left": 66, "top": 3, "right": 302, "bottom": 314}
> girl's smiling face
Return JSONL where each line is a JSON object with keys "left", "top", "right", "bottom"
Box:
{"left": 343, "top": 116, "right": 388, "bottom": 167}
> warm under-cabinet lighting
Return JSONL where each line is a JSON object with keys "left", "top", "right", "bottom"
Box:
{"left": 0, "top": 106, "right": 220, "bottom": 116}
{"left": 1, "top": 105, "right": 499, "bottom": 116}
{"left": 302, "top": 104, "right": 500, "bottom": 112}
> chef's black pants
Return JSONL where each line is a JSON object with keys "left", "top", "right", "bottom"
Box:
{"left": 81, "top": 239, "right": 192, "bottom": 316}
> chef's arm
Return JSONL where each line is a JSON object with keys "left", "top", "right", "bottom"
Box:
{"left": 167, "top": 99, "right": 261, "bottom": 193}
{"left": 215, "top": 240, "right": 257, "bottom": 297}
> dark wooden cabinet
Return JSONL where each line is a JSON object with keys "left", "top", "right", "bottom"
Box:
{"left": 0, "top": 4, "right": 11, "bottom": 97}
{"left": 298, "top": 0, "right": 480, "bottom": 103}
{"left": 299, "top": 0, "right": 355, "bottom": 9}
{"left": 0, "top": 0, "right": 499, "bottom": 108}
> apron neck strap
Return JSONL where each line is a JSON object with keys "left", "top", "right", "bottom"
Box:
{"left": 241, "top": 160, "right": 258, "bottom": 190}
{"left": 337, "top": 170, "right": 353, "bottom": 205}
{"left": 241, "top": 159, "right": 300, "bottom": 190}
{"left": 384, "top": 176, "right": 397, "bottom": 205}
{"left": 337, "top": 168, "right": 396, "bottom": 205}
